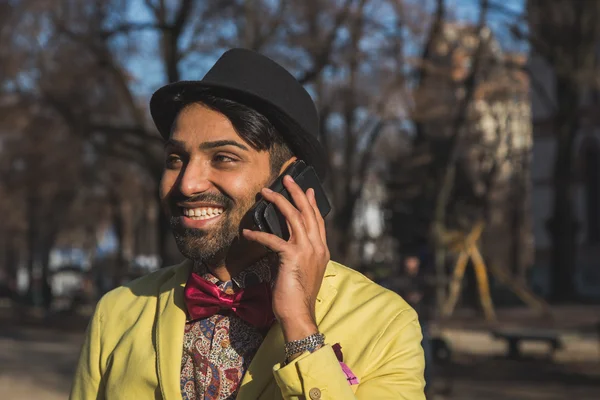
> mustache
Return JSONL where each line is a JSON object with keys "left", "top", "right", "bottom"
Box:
{"left": 172, "top": 192, "right": 235, "bottom": 209}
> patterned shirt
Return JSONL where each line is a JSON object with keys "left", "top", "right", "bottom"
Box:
{"left": 180, "top": 259, "right": 274, "bottom": 400}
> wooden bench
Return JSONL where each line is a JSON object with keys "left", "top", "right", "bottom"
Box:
{"left": 491, "top": 329, "right": 563, "bottom": 359}
{"left": 431, "top": 336, "right": 453, "bottom": 363}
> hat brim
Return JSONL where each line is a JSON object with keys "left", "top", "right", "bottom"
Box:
{"left": 150, "top": 81, "right": 328, "bottom": 181}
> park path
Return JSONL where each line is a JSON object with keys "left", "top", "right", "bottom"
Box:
{"left": 0, "top": 327, "right": 83, "bottom": 399}
{"left": 1, "top": 304, "right": 599, "bottom": 399}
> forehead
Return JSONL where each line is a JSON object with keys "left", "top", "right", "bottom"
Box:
{"left": 169, "top": 102, "right": 241, "bottom": 144}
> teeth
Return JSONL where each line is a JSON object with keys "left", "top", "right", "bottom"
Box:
{"left": 183, "top": 207, "right": 224, "bottom": 220}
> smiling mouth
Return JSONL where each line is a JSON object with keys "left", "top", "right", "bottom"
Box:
{"left": 181, "top": 206, "right": 225, "bottom": 220}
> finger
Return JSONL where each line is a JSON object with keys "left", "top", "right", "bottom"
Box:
{"left": 307, "top": 188, "right": 327, "bottom": 245}
{"left": 307, "top": 189, "right": 329, "bottom": 265}
{"left": 282, "top": 175, "right": 321, "bottom": 240}
{"left": 243, "top": 228, "right": 289, "bottom": 253}
{"left": 260, "top": 185, "right": 309, "bottom": 243}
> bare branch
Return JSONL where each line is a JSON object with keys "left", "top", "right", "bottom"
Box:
{"left": 414, "top": 0, "right": 446, "bottom": 142}
{"left": 144, "top": 0, "right": 163, "bottom": 19}
{"left": 90, "top": 124, "right": 163, "bottom": 144}
{"left": 173, "top": 0, "right": 195, "bottom": 35}
{"left": 100, "top": 22, "right": 168, "bottom": 39}
{"left": 297, "top": 0, "right": 356, "bottom": 85}
{"left": 248, "top": 0, "right": 288, "bottom": 51}
{"left": 488, "top": 1, "right": 526, "bottom": 20}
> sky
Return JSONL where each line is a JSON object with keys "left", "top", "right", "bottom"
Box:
{"left": 453, "top": 0, "right": 527, "bottom": 50}
{"left": 454, "top": 0, "right": 525, "bottom": 21}
{"left": 120, "top": 0, "right": 166, "bottom": 96}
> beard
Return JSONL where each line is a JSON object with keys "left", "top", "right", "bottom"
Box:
{"left": 168, "top": 191, "right": 255, "bottom": 266}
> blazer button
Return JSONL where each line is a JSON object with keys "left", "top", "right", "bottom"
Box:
{"left": 309, "top": 388, "right": 322, "bottom": 399}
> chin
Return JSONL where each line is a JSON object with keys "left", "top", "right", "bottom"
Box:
{"left": 174, "top": 237, "right": 205, "bottom": 260}
{"left": 172, "top": 224, "right": 238, "bottom": 264}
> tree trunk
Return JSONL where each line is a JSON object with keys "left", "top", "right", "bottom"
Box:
{"left": 25, "top": 192, "right": 37, "bottom": 305}
{"left": 2, "top": 234, "right": 19, "bottom": 294}
{"left": 110, "top": 194, "right": 128, "bottom": 287}
{"left": 511, "top": 153, "right": 533, "bottom": 283}
{"left": 414, "top": 0, "right": 446, "bottom": 144}
{"left": 548, "top": 76, "right": 579, "bottom": 302}
{"left": 0, "top": 228, "right": 6, "bottom": 284}
{"left": 39, "top": 240, "right": 54, "bottom": 310}
{"left": 331, "top": 205, "right": 356, "bottom": 266}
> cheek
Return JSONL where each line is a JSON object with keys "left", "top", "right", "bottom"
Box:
{"left": 159, "top": 171, "right": 177, "bottom": 200}
{"left": 224, "top": 172, "right": 269, "bottom": 208}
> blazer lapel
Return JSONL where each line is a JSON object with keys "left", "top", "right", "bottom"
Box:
{"left": 156, "top": 261, "right": 191, "bottom": 400}
{"left": 236, "top": 263, "right": 338, "bottom": 399}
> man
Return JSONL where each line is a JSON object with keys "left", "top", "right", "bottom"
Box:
{"left": 70, "top": 48, "right": 425, "bottom": 400}
{"left": 395, "top": 252, "right": 434, "bottom": 394}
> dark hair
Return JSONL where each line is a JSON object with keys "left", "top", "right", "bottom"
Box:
{"left": 172, "top": 88, "right": 294, "bottom": 176}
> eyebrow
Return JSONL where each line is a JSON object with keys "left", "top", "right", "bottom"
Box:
{"left": 164, "top": 139, "right": 250, "bottom": 152}
{"left": 199, "top": 140, "right": 249, "bottom": 151}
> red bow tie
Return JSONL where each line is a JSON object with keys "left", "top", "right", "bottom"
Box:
{"left": 184, "top": 272, "right": 275, "bottom": 329}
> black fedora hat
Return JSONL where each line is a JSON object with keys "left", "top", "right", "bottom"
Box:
{"left": 150, "top": 48, "right": 327, "bottom": 180}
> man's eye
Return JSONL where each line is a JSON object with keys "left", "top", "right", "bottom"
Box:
{"left": 165, "top": 155, "right": 182, "bottom": 168}
{"left": 214, "top": 154, "right": 236, "bottom": 163}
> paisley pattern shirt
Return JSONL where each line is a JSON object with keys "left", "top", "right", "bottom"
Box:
{"left": 180, "top": 259, "right": 274, "bottom": 400}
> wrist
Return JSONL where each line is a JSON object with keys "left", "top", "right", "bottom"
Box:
{"left": 280, "top": 316, "right": 318, "bottom": 343}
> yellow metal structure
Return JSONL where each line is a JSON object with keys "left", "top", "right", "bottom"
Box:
{"left": 440, "top": 221, "right": 550, "bottom": 322}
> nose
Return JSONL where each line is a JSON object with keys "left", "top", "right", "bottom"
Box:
{"left": 178, "top": 159, "right": 213, "bottom": 198}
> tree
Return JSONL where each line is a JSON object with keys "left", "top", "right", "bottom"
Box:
{"left": 1, "top": 107, "right": 85, "bottom": 307}
{"left": 385, "top": 0, "right": 493, "bottom": 309}
{"left": 25, "top": 0, "right": 420, "bottom": 267}
{"left": 279, "top": 0, "right": 406, "bottom": 262}
{"left": 385, "top": 0, "right": 534, "bottom": 313}
{"left": 5, "top": 0, "right": 531, "bottom": 294}
{"left": 524, "top": 0, "right": 600, "bottom": 301}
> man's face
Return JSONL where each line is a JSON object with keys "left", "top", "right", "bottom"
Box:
{"left": 160, "top": 103, "right": 273, "bottom": 264}
{"left": 404, "top": 256, "right": 420, "bottom": 276}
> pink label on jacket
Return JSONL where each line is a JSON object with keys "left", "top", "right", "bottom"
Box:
{"left": 332, "top": 343, "right": 359, "bottom": 385}
{"left": 340, "top": 361, "right": 359, "bottom": 385}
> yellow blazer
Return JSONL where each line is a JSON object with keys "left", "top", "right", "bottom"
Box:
{"left": 70, "top": 260, "right": 425, "bottom": 399}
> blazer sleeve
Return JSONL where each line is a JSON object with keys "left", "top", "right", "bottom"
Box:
{"left": 272, "top": 309, "right": 426, "bottom": 399}
{"left": 69, "top": 300, "right": 105, "bottom": 400}
{"left": 355, "top": 310, "right": 426, "bottom": 399}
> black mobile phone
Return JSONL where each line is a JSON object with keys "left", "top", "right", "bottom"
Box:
{"left": 251, "top": 160, "right": 331, "bottom": 241}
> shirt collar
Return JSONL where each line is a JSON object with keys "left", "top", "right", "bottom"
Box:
{"left": 193, "top": 255, "right": 275, "bottom": 291}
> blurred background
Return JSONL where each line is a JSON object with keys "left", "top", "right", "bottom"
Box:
{"left": 0, "top": 0, "right": 599, "bottom": 399}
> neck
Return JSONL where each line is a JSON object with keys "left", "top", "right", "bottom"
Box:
{"left": 194, "top": 242, "right": 269, "bottom": 282}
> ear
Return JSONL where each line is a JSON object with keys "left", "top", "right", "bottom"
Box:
{"left": 278, "top": 156, "right": 297, "bottom": 175}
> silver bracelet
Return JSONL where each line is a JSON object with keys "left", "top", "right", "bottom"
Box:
{"left": 284, "top": 332, "right": 325, "bottom": 360}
